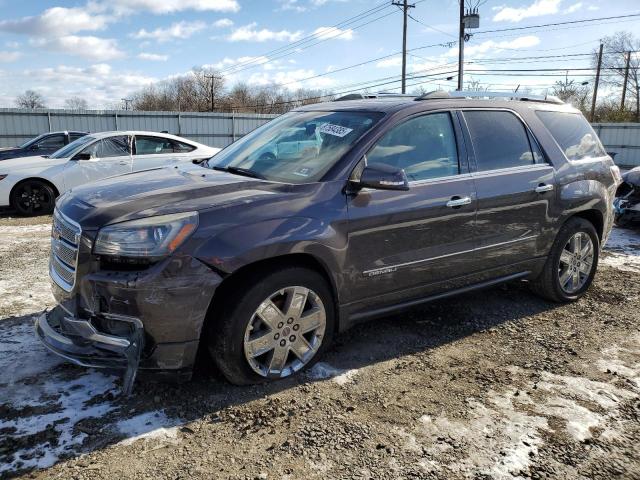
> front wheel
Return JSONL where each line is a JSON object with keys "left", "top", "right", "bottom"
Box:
{"left": 530, "top": 217, "right": 599, "bottom": 302}
{"left": 208, "top": 267, "right": 335, "bottom": 385}
{"left": 10, "top": 180, "right": 56, "bottom": 216}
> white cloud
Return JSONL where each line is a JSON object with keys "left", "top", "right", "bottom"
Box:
{"left": 211, "top": 56, "right": 270, "bottom": 70}
{"left": 246, "top": 68, "right": 335, "bottom": 90}
{"left": 0, "top": 51, "right": 21, "bottom": 62}
{"left": 376, "top": 56, "right": 403, "bottom": 68}
{"left": 132, "top": 21, "right": 207, "bottom": 42}
{"left": 228, "top": 23, "right": 303, "bottom": 42}
{"left": 493, "top": 0, "right": 562, "bottom": 22}
{"left": 138, "top": 52, "right": 169, "bottom": 61}
{"left": 5, "top": 41, "right": 20, "bottom": 49}
{"left": 30, "top": 35, "right": 124, "bottom": 61}
{"left": 4, "top": 63, "right": 156, "bottom": 108}
{"left": 213, "top": 18, "right": 234, "bottom": 28}
{"left": 312, "top": 26, "right": 354, "bottom": 41}
{"left": 105, "top": 0, "right": 240, "bottom": 14}
{"left": 445, "top": 35, "right": 541, "bottom": 57}
{"left": 0, "top": 6, "right": 113, "bottom": 36}
{"left": 563, "top": 2, "right": 583, "bottom": 13}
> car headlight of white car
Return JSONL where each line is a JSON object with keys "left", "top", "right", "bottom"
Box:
{"left": 94, "top": 212, "right": 199, "bottom": 258}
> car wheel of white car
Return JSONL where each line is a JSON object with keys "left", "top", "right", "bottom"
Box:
{"left": 10, "top": 180, "right": 56, "bottom": 216}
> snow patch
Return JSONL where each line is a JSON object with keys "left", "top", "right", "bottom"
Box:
{"left": 307, "top": 362, "right": 359, "bottom": 385}
{"left": 602, "top": 227, "right": 640, "bottom": 273}
{"left": 116, "top": 411, "right": 182, "bottom": 446}
{"left": 0, "top": 318, "right": 63, "bottom": 385}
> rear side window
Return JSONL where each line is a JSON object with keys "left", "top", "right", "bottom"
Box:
{"left": 135, "top": 136, "right": 174, "bottom": 155}
{"left": 172, "top": 140, "right": 196, "bottom": 153}
{"left": 536, "top": 111, "right": 605, "bottom": 160}
{"left": 463, "top": 111, "right": 534, "bottom": 171}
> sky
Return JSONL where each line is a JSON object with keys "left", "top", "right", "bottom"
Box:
{"left": 0, "top": 0, "right": 638, "bottom": 108}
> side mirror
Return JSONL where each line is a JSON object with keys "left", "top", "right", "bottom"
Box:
{"left": 73, "top": 152, "right": 92, "bottom": 161}
{"left": 353, "top": 162, "right": 409, "bottom": 191}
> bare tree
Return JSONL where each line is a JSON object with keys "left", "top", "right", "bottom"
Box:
{"left": 551, "top": 76, "right": 591, "bottom": 113}
{"left": 595, "top": 31, "right": 640, "bottom": 121}
{"left": 15, "top": 90, "right": 46, "bottom": 109}
{"left": 64, "top": 97, "right": 89, "bottom": 110}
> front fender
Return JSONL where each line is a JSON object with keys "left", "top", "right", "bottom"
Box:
{"left": 193, "top": 216, "right": 348, "bottom": 301}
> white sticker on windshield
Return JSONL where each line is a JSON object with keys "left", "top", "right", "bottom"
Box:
{"left": 319, "top": 123, "right": 353, "bottom": 138}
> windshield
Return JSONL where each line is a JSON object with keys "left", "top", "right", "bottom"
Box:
{"left": 19, "top": 134, "right": 47, "bottom": 149}
{"left": 50, "top": 135, "right": 96, "bottom": 159}
{"left": 208, "top": 110, "right": 383, "bottom": 183}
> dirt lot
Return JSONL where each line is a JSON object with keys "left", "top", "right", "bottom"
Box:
{"left": 0, "top": 213, "right": 639, "bottom": 480}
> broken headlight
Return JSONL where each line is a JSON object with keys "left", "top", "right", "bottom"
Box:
{"left": 94, "top": 212, "right": 198, "bottom": 259}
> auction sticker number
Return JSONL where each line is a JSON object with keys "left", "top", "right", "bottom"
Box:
{"left": 319, "top": 123, "right": 353, "bottom": 138}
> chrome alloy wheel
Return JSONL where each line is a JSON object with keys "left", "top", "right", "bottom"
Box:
{"left": 558, "top": 232, "right": 595, "bottom": 294}
{"left": 243, "top": 286, "right": 326, "bottom": 378}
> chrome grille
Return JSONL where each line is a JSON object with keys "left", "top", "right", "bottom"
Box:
{"left": 50, "top": 210, "right": 81, "bottom": 291}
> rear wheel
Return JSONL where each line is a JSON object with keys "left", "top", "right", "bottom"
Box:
{"left": 10, "top": 180, "right": 56, "bottom": 216}
{"left": 208, "top": 267, "right": 335, "bottom": 385}
{"left": 530, "top": 217, "right": 599, "bottom": 302}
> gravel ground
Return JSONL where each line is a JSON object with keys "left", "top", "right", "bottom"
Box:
{"left": 0, "top": 213, "right": 639, "bottom": 480}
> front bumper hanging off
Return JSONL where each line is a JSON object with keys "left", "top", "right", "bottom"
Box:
{"left": 35, "top": 305, "right": 144, "bottom": 395}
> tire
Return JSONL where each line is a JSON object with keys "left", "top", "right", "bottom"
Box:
{"left": 208, "top": 266, "right": 335, "bottom": 385}
{"left": 614, "top": 212, "right": 632, "bottom": 228}
{"left": 530, "top": 217, "right": 599, "bottom": 303}
{"left": 10, "top": 179, "right": 56, "bottom": 216}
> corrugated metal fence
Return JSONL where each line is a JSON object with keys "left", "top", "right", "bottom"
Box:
{"left": 592, "top": 123, "right": 640, "bottom": 168}
{"left": 0, "top": 108, "right": 279, "bottom": 149}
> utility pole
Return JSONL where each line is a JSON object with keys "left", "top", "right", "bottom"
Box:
{"left": 392, "top": 0, "right": 414, "bottom": 94}
{"left": 456, "top": 3, "right": 480, "bottom": 91}
{"left": 621, "top": 51, "right": 631, "bottom": 110}
{"left": 204, "top": 74, "right": 217, "bottom": 112}
{"left": 590, "top": 43, "right": 603, "bottom": 122}
{"left": 457, "top": 0, "right": 465, "bottom": 91}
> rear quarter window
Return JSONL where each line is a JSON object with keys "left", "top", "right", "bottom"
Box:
{"left": 536, "top": 111, "right": 605, "bottom": 161}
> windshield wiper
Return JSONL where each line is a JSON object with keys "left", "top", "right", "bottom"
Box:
{"left": 212, "top": 165, "right": 265, "bottom": 180}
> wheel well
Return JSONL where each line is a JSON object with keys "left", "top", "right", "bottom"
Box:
{"left": 205, "top": 253, "right": 340, "bottom": 330}
{"left": 10, "top": 178, "right": 60, "bottom": 201}
{"left": 571, "top": 209, "right": 604, "bottom": 240}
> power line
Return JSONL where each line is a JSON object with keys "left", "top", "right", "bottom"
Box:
{"left": 218, "top": 2, "right": 398, "bottom": 75}
{"left": 474, "top": 12, "right": 640, "bottom": 35}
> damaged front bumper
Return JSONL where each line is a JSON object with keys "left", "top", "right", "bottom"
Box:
{"left": 35, "top": 306, "right": 144, "bottom": 394}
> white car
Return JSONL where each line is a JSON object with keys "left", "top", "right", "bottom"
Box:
{"left": 0, "top": 131, "right": 219, "bottom": 215}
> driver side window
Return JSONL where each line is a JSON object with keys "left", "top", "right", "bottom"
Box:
{"left": 367, "top": 112, "right": 459, "bottom": 182}
{"left": 81, "top": 136, "right": 130, "bottom": 159}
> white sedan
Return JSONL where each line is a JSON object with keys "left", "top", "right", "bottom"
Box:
{"left": 0, "top": 131, "right": 219, "bottom": 215}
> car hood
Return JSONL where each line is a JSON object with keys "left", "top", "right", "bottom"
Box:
{"left": 0, "top": 155, "right": 67, "bottom": 170}
{"left": 57, "top": 163, "right": 292, "bottom": 229}
{"left": 0, "top": 147, "right": 22, "bottom": 156}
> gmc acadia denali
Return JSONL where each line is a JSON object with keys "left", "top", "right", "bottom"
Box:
{"left": 36, "top": 92, "right": 622, "bottom": 393}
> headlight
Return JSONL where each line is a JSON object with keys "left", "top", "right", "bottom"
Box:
{"left": 94, "top": 212, "right": 198, "bottom": 258}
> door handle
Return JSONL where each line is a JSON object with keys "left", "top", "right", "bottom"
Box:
{"left": 535, "top": 183, "right": 554, "bottom": 193}
{"left": 118, "top": 160, "right": 129, "bottom": 166}
{"left": 446, "top": 196, "right": 472, "bottom": 208}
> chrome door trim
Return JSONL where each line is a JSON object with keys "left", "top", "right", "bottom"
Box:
{"left": 362, "top": 234, "right": 538, "bottom": 276}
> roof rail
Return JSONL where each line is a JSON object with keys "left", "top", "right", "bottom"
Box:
{"left": 415, "top": 90, "right": 564, "bottom": 105}
{"left": 334, "top": 92, "right": 416, "bottom": 101}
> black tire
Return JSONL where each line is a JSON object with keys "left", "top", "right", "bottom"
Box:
{"left": 10, "top": 179, "right": 56, "bottom": 216}
{"left": 614, "top": 212, "right": 632, "bottom": 228}
{"left": 530, "top": 217, "right": 599, "bottom": 303}
{"left": 208, "top": 266, "right": 335, "bottom": 385}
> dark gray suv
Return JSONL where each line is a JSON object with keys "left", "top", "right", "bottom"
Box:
{"left": 36, "top": 92, "right": 622, "bottom": 393}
